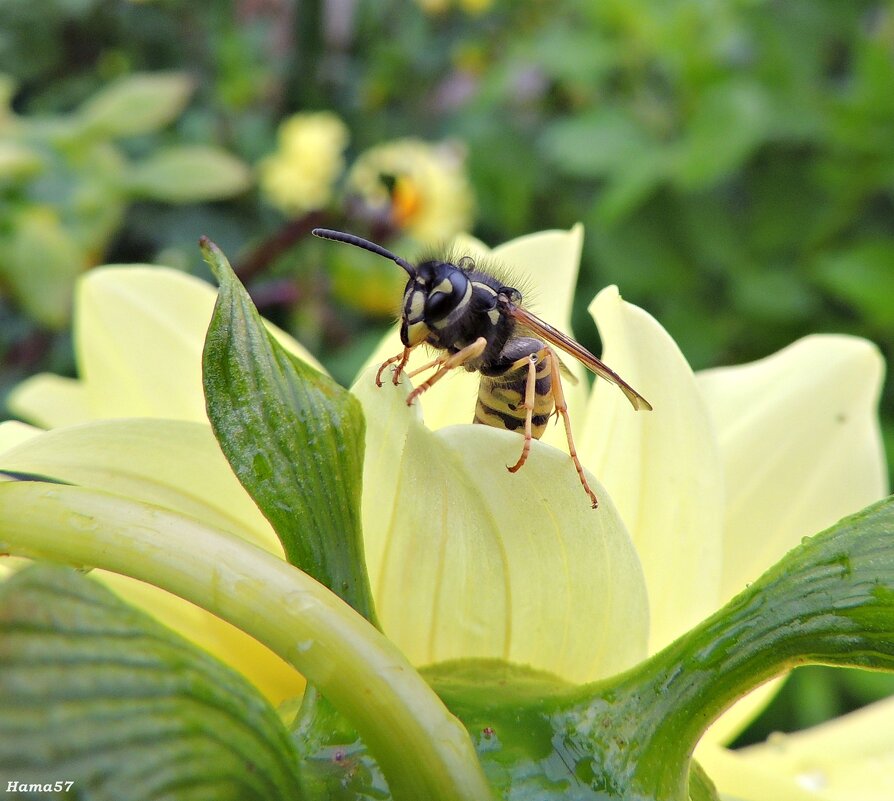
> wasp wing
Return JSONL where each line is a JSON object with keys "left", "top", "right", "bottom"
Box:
{"left": 507, "top": 304, "right": 653, "bottom": 411}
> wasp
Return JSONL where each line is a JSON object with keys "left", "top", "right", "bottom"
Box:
{"left": 313, "top": 228, "right": 652, "bottom": 508}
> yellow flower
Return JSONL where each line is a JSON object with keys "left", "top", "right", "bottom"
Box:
{"left": 356, "top": 228, "right": 888, "bottom": 739}
{"left": 258, "top": 111, "right": 349, "bottom": 215}
{"left": 346, "top": 138, "right": 474, "bottom": 242}
{"left": 3, "top": 228, "right": 890, "bottom": 799}
{"left": 414, "top": 0, "right": 493, "bottom": 14}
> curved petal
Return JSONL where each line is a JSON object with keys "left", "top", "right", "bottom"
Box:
{"left": 696, "top": 335, "right": 888, "bottom": 604}
{"left": 76, "top": 266, "right": 223, "bottom": 421}
{"left": 491, "top": 224, "right": 583, "bottom": 328}
{"left": 580, "top": 286, "right": 725, "bottom": 652}
{"left": 0, "top": 420, "right": 42, "bottom": 452}
{"left": 697, "top": 742, "right": 831, "bottom": 801}
{"left": 355, "top": 364, "right": 649, "bottom": 682}
{"left": 706, "top": 679, "right": 786, "bottom": 747}
{"left": 75, "top": 266, "right": 322, "bottom": 422}
{"left": 359, "top": 227, "right": 587, "bottom": 448}
{"left": 0, "top": 418, "right": 279, "bottom": 553}
{"left": 729, "top": 696, "right": 894, "bottom": 801}
{"left": 6, "top": 373, "right": 91, "bottom": 428}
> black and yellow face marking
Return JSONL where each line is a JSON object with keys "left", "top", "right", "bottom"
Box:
{"left": 312, "top": 227, "right": 653, "bottom": 508}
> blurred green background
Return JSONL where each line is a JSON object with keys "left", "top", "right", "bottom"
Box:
{"left": 1, "top": 0, "right": 892, "bottom": 747}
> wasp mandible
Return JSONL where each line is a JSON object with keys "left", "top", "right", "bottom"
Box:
{"left": 313, "top": 228, "right": 652, "bottom": 508}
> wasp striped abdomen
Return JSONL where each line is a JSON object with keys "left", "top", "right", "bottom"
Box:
{"left": 475, "top": 337, "right": 553, "bottom": 438}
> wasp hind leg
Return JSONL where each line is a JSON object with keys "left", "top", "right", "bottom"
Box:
{"left": 506, "top": 352, "right": 539, "bottom": 475}
{"left": 546, "top": 346, "right": 599, "bottom": 509}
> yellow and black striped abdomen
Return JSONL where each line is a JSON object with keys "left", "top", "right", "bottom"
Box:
{"left": 473, "top": 347, "right": 553, "bottom": 438}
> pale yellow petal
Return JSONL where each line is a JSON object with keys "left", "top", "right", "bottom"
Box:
{"left": 75, "top": 266, "right": 219, "bottom": 420}
{"left": 0, "top": 421, "right": 36, "bottom": 577}
{"left": 580, "top": 286, "right": 725, "bottom": 652}
{"left": 355, "top": 364, "right": 649, "bottom": 682}
{"left": 491, "top": 224, "right": 583, "bottom": 328}
{"left": 0, "top": 420, "right": 42, "bottom": 452}
{"left": 358, "top": 227, "right": 587, "bottom": 447}
{"left": 706, "top": 679, "right": 786, "bottom": 747}
{"left": 697, "top": 742, "right": 831, "bottom": 801}
{"left": 0, "top": 418, "right": 280, "bottom": 554}
{"left": 75, "top": 266, "right": 322, "bottom": 421}
{"left": 696, "top": 335, "right": 888, "bottom": 604}
{"left": 6, "top": 373, "right": 91, "bottom": 428}
{"left": 731, "top": 696, "right": 894, "bottom": 801}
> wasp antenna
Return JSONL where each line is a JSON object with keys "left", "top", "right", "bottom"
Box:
{"left": 312, "top": 228, "right": 416, "bottom": 276}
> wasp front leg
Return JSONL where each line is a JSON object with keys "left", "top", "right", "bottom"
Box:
{"left": 405, "top": 337, "right": 487, "bottom": 406}
{"left": 375, "top": 346, "right": 417, "bottom": 387}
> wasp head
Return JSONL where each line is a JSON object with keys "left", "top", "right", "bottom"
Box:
{"left": 400, "top": 259, "right": 471, "bottom": 347}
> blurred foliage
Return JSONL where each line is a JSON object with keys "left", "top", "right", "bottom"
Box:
{"left": 0, "top": 0, "right": 892, "bottom": 746}
{"left": 0, "top": 70, "right": 250, "bottom": 328}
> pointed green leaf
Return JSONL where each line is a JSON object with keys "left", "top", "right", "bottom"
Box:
{"left": 76, "top": 72, "right": 194, "bottom": 138}
{"left": 0, "top": 564, "right": 302, "bottom": 800}
{"left": 0, "top": 208, "right": 87, "bottom": 328}
{"left": 200, "top": 238, "right": 376, "bottom": 623}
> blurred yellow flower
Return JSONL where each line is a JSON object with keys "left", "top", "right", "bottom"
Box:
{"left": 258, "top": 111, "right": 349, "bottom": 215}
{"left": 347, "top": 138, "right": 474, "bottom": 242}
{"left": 414, "top": 0, "right": 493, "bottom": 14}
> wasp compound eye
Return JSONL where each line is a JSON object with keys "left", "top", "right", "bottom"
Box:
{"left": 424, "top": 264, "right": 470, "bottom": 321}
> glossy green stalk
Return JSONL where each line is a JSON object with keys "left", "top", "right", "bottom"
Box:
{"left": 555, "top": 496, "right": 894, "bottom": 800}
{"left": 0, "top": 481, "right": 493, "bottom": 801}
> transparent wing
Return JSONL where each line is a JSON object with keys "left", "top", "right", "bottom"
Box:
{"left": 507, "top": 304, "right": 653, "bottom": 411}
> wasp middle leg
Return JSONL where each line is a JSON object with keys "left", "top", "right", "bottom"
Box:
{"left": 475, "top": 337, "right": 598, "bottom": 508}
{"left": 475, "top": 336, "right": 553, "bottom": 464}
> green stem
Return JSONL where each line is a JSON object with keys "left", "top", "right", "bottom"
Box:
{"left": 0, "top": 481, "right": 493, "bottom": 801}
{"left": 560, "top": 496, "right": 894, "bottom": 800}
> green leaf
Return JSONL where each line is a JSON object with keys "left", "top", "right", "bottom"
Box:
{"left": 0, "top": 208, "right": 86, "bottom": 328}
{"left": 128, "top": 145, "right": 252, "bottom": 203}
{"left": 813, "top": 241, "right": 894, "bottom": 328}
{"left": 540, "top": 108, "right": 653, "bottom": 179}
{"left": 75, "top": 72, "right": 195, "bottom": 138}
{"left": 292, "top": 659, "right": 722, "bottom": 801}
{"left": 0, "top": 564, "right": 302, "bottom": 801}
{"left": 0, "top": 140, "right": 42, "bottom": 180}
{"left": 673, "top": 80, "right": 772, "bottom": 190}
{"left": 200, "top": 238, "right": 377, "bottom": 624}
